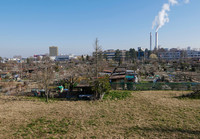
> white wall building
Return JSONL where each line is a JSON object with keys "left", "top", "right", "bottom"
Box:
{"left": 186, "top": 47, "right": 200, "bottom": 58}
{"left": 55, "top": 55, "right": 69, "bottom": 61}
{"left": 158, "top": 48, "right": 181, "bottom": 60}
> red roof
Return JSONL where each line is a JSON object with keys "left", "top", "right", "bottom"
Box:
{"left": 103, "top": 70, "right": 112, "bottom": 73}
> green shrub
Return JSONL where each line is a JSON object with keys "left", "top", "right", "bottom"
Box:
{"left": 103, "top": 91, "right": 132, "bottom": 100}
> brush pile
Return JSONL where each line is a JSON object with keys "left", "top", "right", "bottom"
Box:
{"left": 181, "top": 84, "right": 200, "bottom": 99}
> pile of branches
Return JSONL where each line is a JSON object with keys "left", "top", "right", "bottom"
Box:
{"left": 181, "top": 84, "right": 200, "bottom": 99}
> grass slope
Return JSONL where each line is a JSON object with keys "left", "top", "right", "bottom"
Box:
{"left": 0, "top": 91, "right": 199, "bottom": 138}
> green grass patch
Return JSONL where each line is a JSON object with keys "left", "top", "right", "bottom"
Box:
{"left": 24, "top": 96, "right": 63, "bottom": 103}
{"left": 13, "top": 117, "right": 72, "bottom": 138}
{"left": 103, "top": 90, "right": 132, "bottom": 100}
{"left": 140, "top": 81, "right": 151, "bottom": 83}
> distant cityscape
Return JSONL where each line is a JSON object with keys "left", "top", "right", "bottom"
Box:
{"left": 1, "top": 32, "right": 200, "bottom": 63}
{"left": 1, "top": 44, "right": 200, "bottom": 63}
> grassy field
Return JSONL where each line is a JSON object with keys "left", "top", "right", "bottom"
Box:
{"left": 0, "top": 91, "right": 200, "bottom": 138}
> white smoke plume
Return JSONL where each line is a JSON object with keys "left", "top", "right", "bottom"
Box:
{"left": 169, "top": 0, "right": 178, "bottom": 5}
{"left": 152, "top": 0, "right": 190, "bottom": 32}
{"left": 184, "top": 0, "right": 190, "bottom": 3}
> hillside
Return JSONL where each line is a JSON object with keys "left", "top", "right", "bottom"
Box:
{"left": 0, "top": 91, "right": 199, "bottom": 138}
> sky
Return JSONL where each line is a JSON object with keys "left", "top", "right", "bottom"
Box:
{"left": 0, "top": 0, "right": 199, "bottom": 58}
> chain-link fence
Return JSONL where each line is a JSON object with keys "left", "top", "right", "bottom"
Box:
{"left": 110, "top": 82, "right": 200, "bottom": 91}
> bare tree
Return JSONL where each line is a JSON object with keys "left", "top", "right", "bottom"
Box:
{"left": 92, "top": 38, "right": 110, "bottom": 100}
{"left": 0, "top": 56, "right": 2, "bottom": 63}
{"left": 94, "top": 38, "right": 102, "bottom": 78}
{"left": 32, "top": 59, "right": 55, "bottom": 102}
{"left": 63, "top": 65, "right": 80, "bottom": 92}
{"left": 58, "top": 63, "right": 92, "bottom": 92}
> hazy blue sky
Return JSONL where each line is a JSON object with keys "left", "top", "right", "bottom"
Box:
{"left": 0, "top": 0, "right": 199, "bottom": 57}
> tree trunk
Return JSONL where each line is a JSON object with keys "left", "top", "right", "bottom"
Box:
{"left": 46, "top": 92, "right": 48, "bottom": 102}
{"left": 45, "top": 86, "right": 48, "bottom": 103}
{"left": 95, "top": 90, "right": 98, "bottom": 100}
{"left": 100, "top": 92, "right": 105, "bottom": 100}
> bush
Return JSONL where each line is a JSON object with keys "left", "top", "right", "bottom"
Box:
{"left": 92, "top": 76, "right": 111, "bottom": 100}
{"left": 103, "top": 90, "right": 132, "bottom": 100}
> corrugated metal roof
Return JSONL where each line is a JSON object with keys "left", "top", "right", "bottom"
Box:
{"left": 110, "top": 75, "right": 125, "bottom": 79}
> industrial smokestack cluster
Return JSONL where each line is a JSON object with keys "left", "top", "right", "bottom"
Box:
{"left": 150, "top": 32, "right": 158, "bottom": 51}
{"left": 150, "top": 0, "right": 190, "bottom": 51}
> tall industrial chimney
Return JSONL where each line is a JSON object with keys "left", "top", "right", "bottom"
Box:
{"left": 150, "top": 32, "right": 152, "bottom": 51}
{"left": 155, "top": 32, "right": 158, "bottom": 50}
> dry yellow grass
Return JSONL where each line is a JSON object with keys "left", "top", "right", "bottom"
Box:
{"left": 0, "top": 91, "right": 200, "bottom": 138}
